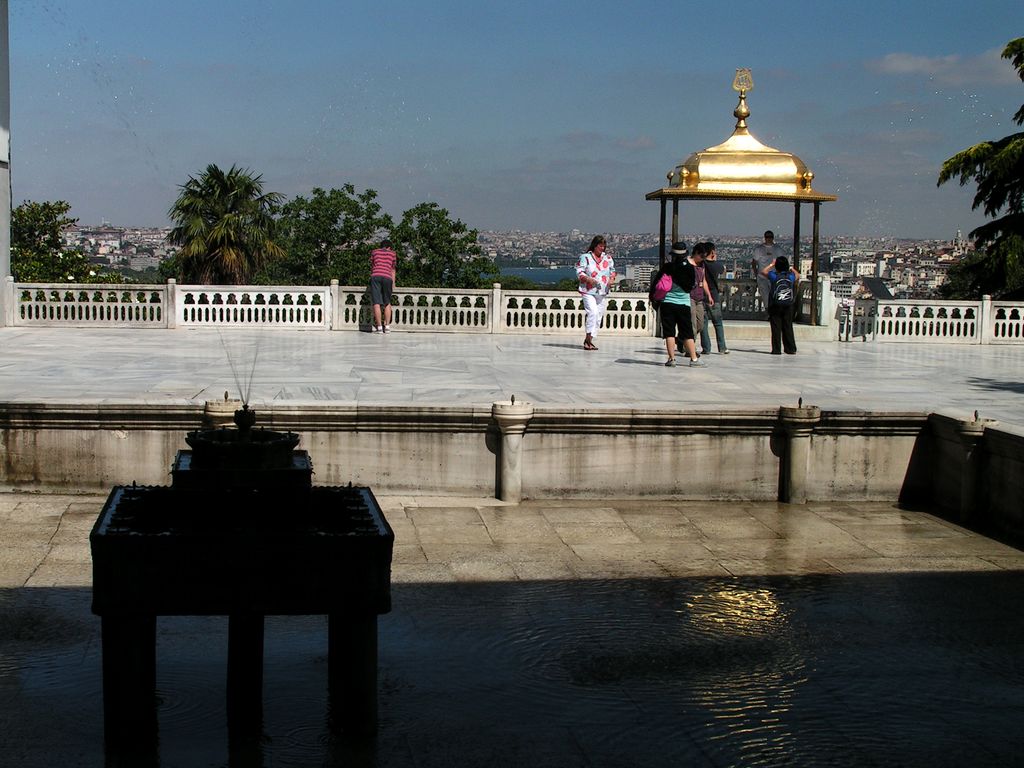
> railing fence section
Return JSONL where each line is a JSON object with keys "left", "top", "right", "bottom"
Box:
{"left": 173, "top": 284, "right": 330, "bottom": 329}
{"left": 499, "top": 289, "right": 651, "bottom": 335}
{"left": 3, "top": 276, "right": 1021, "bottom": 344}
{"left": 992, "top": 302, "right": 1024, "bottom": 341}
{"left": 9, "top": 282, "right": 168, "bottom": 328}
{"left": 874, "top": 298, "right": 979, "bottom": 343}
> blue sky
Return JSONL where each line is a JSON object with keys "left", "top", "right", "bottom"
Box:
{"left": 9, "top": 0, "right": 1024, "bottom": 238}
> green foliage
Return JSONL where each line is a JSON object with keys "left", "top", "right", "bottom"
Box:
{"left": 261, "top": 185, "right": 392, "bottom": 285}
{"left": 495, "top": 274, "right": 541, "bottom": 290}
{"left": 119, "top": 265, "right": 164, "bottom": 283}
{"left": 158, "top": 252, "right": 182, "bottom": 282}
{"left": 11, "top": 200, "right": 123, "bottom": 283}
{"left": 937, "top": 38, "right": 1024, "bottom": 297}
{"left": 552, "top": 277, "right": 581, "bottom": 292}
{"left": 391, "top": 202, "right": 495, "bottom": 288}
{"left": 939, "top": 235, "right": 1024, "bottom": 299}
{"left": 168, "top": 164, "right": 284, "bottom": 284}
{"left": 257, "top": 189, "right": 489, "bottom": 289}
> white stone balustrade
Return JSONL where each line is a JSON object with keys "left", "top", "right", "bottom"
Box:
{"left": 174, "top": 283, "right": 330, "bottom": 329}
{"left": 9, "top": 281, "right": 167, "bottom": 327}
{"left": 992, "top": 301, "right": 1024, "bottom": 342}
{"left": 332, "top": 283, "right": 493, "bottom": 333}
{"left": 4, "top": 275, "right": 1022, "bottom": 344}
{"left": 875, "top": 298, "right": 981, "bottom": 343}
{"left": 390, "top": 287, "right": 492, "bottom": 334}
{"left": 499, "top": 288, "right": 651, "bottom": 336}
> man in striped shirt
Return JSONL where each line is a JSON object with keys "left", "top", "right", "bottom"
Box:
{"left": 369, "top": 239, "right": 397, "bottom": 333}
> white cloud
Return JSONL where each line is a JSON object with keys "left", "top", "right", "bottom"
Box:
{"left": 868, "top": 47, "right": 1018, "bottom": 86}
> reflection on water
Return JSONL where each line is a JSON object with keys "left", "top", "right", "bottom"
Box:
{"left": 3, "top": 573, "right": 1024, "bottom": 766}
{"left": 685, "top": 585, "right": 783, "bottom": 631}
{"left": 685, "top": 585, "right": 803, "bottom": 765}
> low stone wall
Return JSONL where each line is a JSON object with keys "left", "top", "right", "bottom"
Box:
{"left": 984, "top": 427, "right": 1024, "bottom": 542}
{"left": 902, "top": 414, "right": 1024, "bottom": 546}
{"left": 0, "top": 404, "right": 199, "bottom": 489}
{"left": 0, "top": 402, "right": 928, "bottom": 503}
{"left": 811, "top": 412, "right": 928, "bottom": 499}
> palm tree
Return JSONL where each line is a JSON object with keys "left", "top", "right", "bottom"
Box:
{"left": 168, "top": 164, "right": 285, "bottom": 284}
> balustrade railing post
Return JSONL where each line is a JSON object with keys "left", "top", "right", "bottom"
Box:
{"left": 491, "top": 282, "right": 502, "bottom": 334}
{"left": 2, "top": 275, "right": 13, "bottom": 327}
{"left": 166, "top": 279, "right": 177, "bottom": 329}
{"left": 979, "top": 294, "right": 993, "bottom": 345}
{"left": 330, "top": 280, "right": 340, "bottom": 331}
{"left": 817, "top": 275, "right": 833, "bottom": 328}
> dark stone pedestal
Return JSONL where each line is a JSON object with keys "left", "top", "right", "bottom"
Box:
{"left": 91, "top": 480, "right": 393, "bottom": 750}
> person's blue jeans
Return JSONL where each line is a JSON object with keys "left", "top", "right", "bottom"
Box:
{"left": 700, "top": 301, "right": 728, "bottom": 353}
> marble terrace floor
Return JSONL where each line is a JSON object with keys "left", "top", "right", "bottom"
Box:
{"left": 0, "top": 327, "right": 1021, "bottom": 428}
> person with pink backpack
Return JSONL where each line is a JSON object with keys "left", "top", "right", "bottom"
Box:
{"left": 648, "top": 242, "right": 704, "bottom": 368}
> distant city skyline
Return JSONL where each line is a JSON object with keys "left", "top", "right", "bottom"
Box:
{"left": 9, "top": 1, "right": 1024, "bottom": 238}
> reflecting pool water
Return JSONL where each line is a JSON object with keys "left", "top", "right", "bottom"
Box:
{"left": 3, "top": 572, "right": 1024, "bottom": 766}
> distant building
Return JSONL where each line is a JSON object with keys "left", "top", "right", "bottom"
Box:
{"left": 952, "top": 229, "right": 968, "bottom": 257}
{"left": 625, "top": 263, "right": 656, "bottom": 289}
{"left": 859, "top": 277, "right": 893, "bottom": 300}
{"left": 833, "top": 282, "right": 855, "bottom": 299}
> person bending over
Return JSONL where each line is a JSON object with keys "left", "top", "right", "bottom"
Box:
{"left": 649, "top": 242, "right": 704, "bottom": 367}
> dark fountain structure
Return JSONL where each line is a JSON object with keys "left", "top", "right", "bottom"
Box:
{"left": 90, "top": 404, "right": 394, "bottom": 753}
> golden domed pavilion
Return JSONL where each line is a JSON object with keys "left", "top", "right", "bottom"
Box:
{"left": 646, "top": 69, "right": 837, "bottom": 322}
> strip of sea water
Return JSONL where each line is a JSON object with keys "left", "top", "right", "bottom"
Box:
{"left": 498, "top": 266, "right": 577, "bottom": 285}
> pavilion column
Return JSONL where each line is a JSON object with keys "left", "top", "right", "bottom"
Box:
{"left": 0, "top": 4, "right": 10, "bottom": 328}
{"left": 671, "top": 200, "right": 679, "bottom": 246}
{"left": 778, "top": 404, "right": 821, "bottom": 503}
{"left": 811, "top": 202, "right": 821, "bottom": 325}
{"left": 492, "top": 399, "right": 534, "bottom": 502}
{"left": 658, "top": 199, "right": 667, "bottom": 266}
{"left": 792, "top": 202, "right": 801, "bottom": 266}
{"left": 2, "top": 275, "right": 12, "bottom": 327}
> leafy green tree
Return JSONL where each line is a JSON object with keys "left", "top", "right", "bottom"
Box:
{"left": 939, "top": 247, "right": 1020, "bottom": 299}
{"left": 552, "top": 277, "right": 581, "bottom": 292}
{"left": 391, "top": 202, "right": 495, "bottom": 288}
{"left": 262, "top": 185, "right": 393, "bottom": 285}
{"left": 167, "top": 164, "right": 284, "bottom": 284}
{"left": 494, "top": 274, "right": 541, "bottom": 290}
{"left": 158, "top": 252, "right": 182, "bottom": 282}
{"left": 11, "top": 200, "right": 122, "bottom": 283}
{"left": 937, "top": 37, "right": 1024, "bottom": 298}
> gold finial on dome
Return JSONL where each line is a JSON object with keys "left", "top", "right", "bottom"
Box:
{"left": 732, "top": 68, "right": 753, "bottom": 129}
{"left": 732, "top": 68, "right": 753, "bottom": 93}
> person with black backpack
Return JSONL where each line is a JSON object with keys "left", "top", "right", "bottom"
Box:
{"left": 760, "top": 256, "right": 800, "bottom": 355}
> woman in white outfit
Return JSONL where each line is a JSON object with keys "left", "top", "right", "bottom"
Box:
{"left": 576, "top": 235, "right": 616, "bottom": 351}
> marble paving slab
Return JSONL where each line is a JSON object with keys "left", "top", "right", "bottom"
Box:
{"left": 0, "top": 327, "right": 1021, "bottom": 427}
